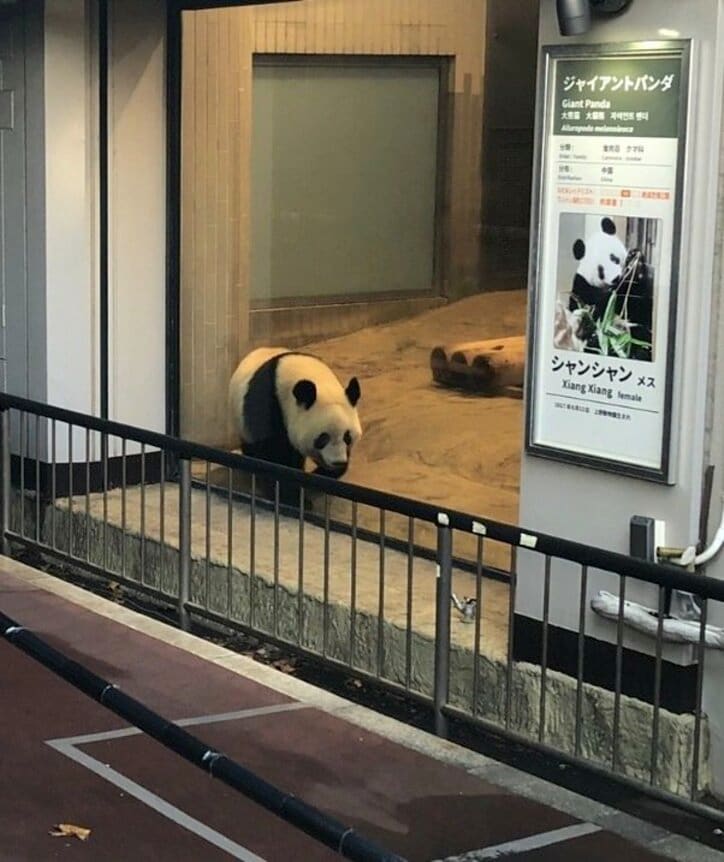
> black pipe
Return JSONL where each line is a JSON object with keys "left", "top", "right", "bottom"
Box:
{"left": 0, "top": 609, "right": 406, "bottom": 862}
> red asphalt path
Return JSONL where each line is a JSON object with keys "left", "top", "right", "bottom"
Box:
{"left": 0, "top": 560, "right": 675, "bottom": 862}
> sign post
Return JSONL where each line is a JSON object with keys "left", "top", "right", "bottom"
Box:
{"left": 526, "top": 42, "right": 690, "bottom": 482}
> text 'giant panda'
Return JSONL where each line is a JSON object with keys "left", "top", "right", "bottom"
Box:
{"left": 229, "top": 347, "right": 362, "bottom": 486}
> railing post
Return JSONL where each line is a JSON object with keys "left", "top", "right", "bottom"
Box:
{"left": 178, "top": 457, "right": 191, "bottom": 632}
{"left": 0, "top": 409, "right": 9, "bottom": 556}
{"left": 434, "top": 518, "right": 452, "bottom": 738}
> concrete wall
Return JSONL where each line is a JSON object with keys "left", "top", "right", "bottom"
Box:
{"left": 8, "top": 0, "right": 167, "bottom": 461}
{"left": 518, "top": 0, "right": 724, "bottom": 795}
{"left": 1, "top": 1, "right": 45, "bottom": 407}
{"left": 107, "top": 0, "right": 167, "bottom": 449}
{"left": 479, "top": 0, "right": 539, "bottom": 286}
{"left": 700, "top": 36, "right": 724, "bottom": 797}
{"left": 44, "top": 0, "right": 100, "bottom": 439}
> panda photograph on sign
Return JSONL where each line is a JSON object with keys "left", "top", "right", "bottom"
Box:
{"left": 553, "top": 213, "right": 661, "bottom": 362}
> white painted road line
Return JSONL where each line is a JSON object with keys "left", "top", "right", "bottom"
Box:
{"left": 46, "top": 701, "right": 310, "bottom": 747}
{"left": 44, "top": 703, "right": 311, "bottom": 861}
{"left": 46, "top": 739, "right": 266, "bottom": 861}
{"left": 437, "top": 822, "right": 602, "bottom": 860}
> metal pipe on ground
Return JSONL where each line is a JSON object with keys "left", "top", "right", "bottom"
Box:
{"left": 0, "top": 609, "right": 406, "bottom": 862}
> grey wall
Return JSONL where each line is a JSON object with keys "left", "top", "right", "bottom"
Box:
{"left": 520, "top": 0, "right": 724, "bottom": 642}
{"left": 480, "top": 0, "right": 539, "bottom": 232}
{"left": 1, "top": 0, "right": 46, "bottom": 406}
{"left": 520, "top": 0, "right": 724, "bottom": 794}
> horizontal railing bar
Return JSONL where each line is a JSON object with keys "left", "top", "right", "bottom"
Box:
{"left": 3, "top": 392, "right": 724, "bottom": 600}
{"left": 0, "top": 393, "right": 450, "bottom": 520}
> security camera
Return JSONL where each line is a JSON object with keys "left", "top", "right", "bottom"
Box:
{"left": 557, "top": 0, "right": 634, "bottom": 37}
{"left": 557, "top": 0, "right": 591, "bottom": 36}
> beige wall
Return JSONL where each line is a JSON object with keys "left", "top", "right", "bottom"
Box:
{"left": 181, "top": 0, "right": 487, "bottom": 446}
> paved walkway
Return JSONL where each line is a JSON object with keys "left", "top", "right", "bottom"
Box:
{"left": 0, "top": 556, "right": 720, "bottom": 861}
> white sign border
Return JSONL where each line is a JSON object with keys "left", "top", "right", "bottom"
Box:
{"left": 524, "top": 40, "right": 691, "bottom": 484}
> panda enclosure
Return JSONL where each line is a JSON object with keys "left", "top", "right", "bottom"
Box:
{"left": 177, "top": 1, "right": 539, "bottom": 658}
{"left": 194, "top": 288, "right": 526, "bottom": 665}
{"left": 281, "top": 289, "right": 526, "bottom": 530}
{"left": 202, "top": 288, "right": 527, "bottom": 579}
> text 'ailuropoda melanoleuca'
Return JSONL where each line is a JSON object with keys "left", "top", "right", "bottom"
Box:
{"left": 229, "top": 347, "right": 362, "bottom": 482}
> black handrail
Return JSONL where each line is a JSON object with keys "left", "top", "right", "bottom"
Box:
{"left": 0, "top": 609, "right": 406, "bottom": 862}
{"left": 2, "top": 392, "right": 724, "bottom": 602}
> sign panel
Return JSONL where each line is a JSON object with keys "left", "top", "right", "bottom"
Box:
{"left": 526, "top": 42, "right": 690, "bottom": 482}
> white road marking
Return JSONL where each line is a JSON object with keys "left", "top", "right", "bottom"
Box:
{"left": 438, "top": 822, "right": 602, "bottom": 860}
{"left": 45, "top": 702, "right": 310, "bottom": 861}
{"left": 48, "top": 701, "right": 309, "bottom": 746}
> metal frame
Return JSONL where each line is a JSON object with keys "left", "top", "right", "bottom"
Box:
{"left": 98, "top": 0, "right": 109, "bottom": 421}
{"left": 164, "top": 0, "right": 288, "bottom": 439}
{"left": 3, "top": 391, "right": 724, "bottom": 825}
{"left": 165, "top": 1, "right": 183, "bottom": 441}
{"left": 524, "top": 40, "right": 691, "bottom": 483}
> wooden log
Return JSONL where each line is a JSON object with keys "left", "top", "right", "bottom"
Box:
{"left": 430, "top": 336, "right": 526, "bottom": 392}
{"left": 430, "top": 346, "right": 467, "bottom": 387}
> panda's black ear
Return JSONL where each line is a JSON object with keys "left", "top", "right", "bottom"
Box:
{"left": 345, "top": 377, "right": 361, "bottom": 407}
{"left": 601, "top": 217, "right": 616, "bottom": 235}
{"left": 293, "top": 380, "right": 317, "bottom": 409}
{"left": 573, "top": 239, "right": 586, "bottom": 261}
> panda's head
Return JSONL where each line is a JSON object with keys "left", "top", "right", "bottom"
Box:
{"left": 290, "top": 375, "right": 362, "bottom": 477}
{"left": 573, "top": 217, "right": 627, "bottom": 288}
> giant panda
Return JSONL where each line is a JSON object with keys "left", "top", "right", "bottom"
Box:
{"left": 229, "top": 348, "right": 362, "bottom": 497}
{"left": 568, "top": 216, "right": 628, "bottom": 321}
{"left": 567, "top": 217, "right": 654, "bottom": 359}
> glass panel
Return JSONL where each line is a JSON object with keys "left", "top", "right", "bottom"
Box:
{"left": 251, "top": 59, "right": 440, "bottom": 304}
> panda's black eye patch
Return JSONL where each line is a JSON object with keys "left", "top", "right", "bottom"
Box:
{"left": 314, "top": 433, "right": 330, "bottom": 450}
{"left": 344, "top": 431, "right": 352, "bottom": 446}
{"left": 610, "top": 254, "right": 620, "bottom": 265}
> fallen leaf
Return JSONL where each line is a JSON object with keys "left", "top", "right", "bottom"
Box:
{"left": 49, "top": 823, "right": 91, "bottom": 841}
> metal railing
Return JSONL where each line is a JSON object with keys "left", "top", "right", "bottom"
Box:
{"left": 1, "top": 392, "right": 724, "bottom": 824}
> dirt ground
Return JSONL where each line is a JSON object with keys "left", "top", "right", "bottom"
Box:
{"left": 209, "top": 289, "right": 527, "bottom": 571}
{"left": 198, "top": 289, "right": 527, "bottom": 644}
{"left": 299, "top": 289, "right": 528, "bottom": 569}
{"left": 307, "top": 290, "right": 527, "bottom": 520}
